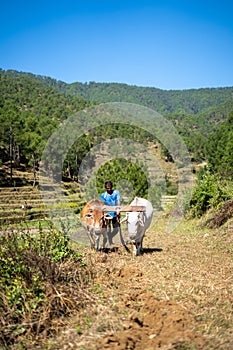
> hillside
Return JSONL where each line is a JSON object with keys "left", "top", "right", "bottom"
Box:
{"left": 64, "top": 82, "right": 233, "bottom": 116}
{"left": 0, "top": 165, "right": 84, "bottom": 229}
{"left": 1, "top": 68, "right": 233, "bottom": 170}
{"left": 0, "top": 69, "right": 92, "bottom": 169}
{"left": 4, "top": 69, "right": 233, "bottom": 116}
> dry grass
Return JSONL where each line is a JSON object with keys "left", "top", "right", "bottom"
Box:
{"left": 0, "top": 212, "right": 232, "bottom": 349}
{"left": 42, "top": 213, "right": 233, "bottom": 349}
{"left": 142, "top": 217, "right": 233, "bottom": 348}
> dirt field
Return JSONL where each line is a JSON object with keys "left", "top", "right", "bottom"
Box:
{"left": 50, "top": 213, "right": 233, "bottom": 350}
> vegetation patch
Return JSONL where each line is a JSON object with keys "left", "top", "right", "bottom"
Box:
{"left": 206, "top": 199, "right": 233, "bottom": 228}
{"left": 0, "top": 228, "right": 95, "bottom": 349}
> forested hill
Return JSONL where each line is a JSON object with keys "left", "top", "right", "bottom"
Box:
{"left": 0, "top": 68, "right": 92, "bottom": 165}
{"left": 1, "top": 68, "right": 233, "bottom": 169}
{"left": 3, "top": 69, "right": 233, "bottom": 116}
{"left": 64, "top": 82, "right": 233, "bottom": 116}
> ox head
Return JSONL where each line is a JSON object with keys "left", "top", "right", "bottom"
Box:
{"left": 121, "top": 212, "right": 145, "bottom": 241}
{"left": 81, "top": 203, "right": 112, "bottom": 235}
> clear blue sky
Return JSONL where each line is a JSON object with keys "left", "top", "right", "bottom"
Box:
{"left": 1, "top": 0, "right": 233, "bottom": 90}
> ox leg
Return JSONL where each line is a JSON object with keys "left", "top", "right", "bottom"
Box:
{"left": 89, "top": 230, "right": 100, "bottom": 251}
{"left": 102, "top": 228, "right": 108, "bottom": 249}
{"left": 87, "top": 230, "right": 95, "bottom": 250}
{"left": 138, "top": 241, "right": 143, "bottom": 255}
{"left": 135, "top": 232, "right": 145, "bottom": 256}
{"left": 94, "top": 234, "right": 100, "bottom": 250}
{"left": 139, "top": 236, "right": 144, "bottom": 254}
{"left": 136, "top": 243, "right": 141, "bottom": 256}
{"left": 133, "top": 243, "right": 137, "bottom": 256}
{"left": 133, "top": 240, "right": 143, "bottom": 256}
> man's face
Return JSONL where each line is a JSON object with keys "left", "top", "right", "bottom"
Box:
{"left": 105, "top": 185, "right": 113, "bottom": 194}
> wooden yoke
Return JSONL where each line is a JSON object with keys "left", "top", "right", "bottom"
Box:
{"left": 102, "top": 205, "right": 146, "bottom": 212}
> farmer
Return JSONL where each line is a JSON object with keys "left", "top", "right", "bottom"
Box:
{"left": 100, "top": 181, "right": 122, "bottom": 245}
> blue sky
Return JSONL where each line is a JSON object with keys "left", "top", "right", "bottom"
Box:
{"left": 1, "top": 0, "right": 233, "bottom": 90}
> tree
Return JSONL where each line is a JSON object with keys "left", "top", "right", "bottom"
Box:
{"left": 205, "top": 111, "right": 233, "bottom": 178}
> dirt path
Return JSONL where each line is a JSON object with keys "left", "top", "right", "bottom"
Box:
{"left": 54, "top": 215, "right": 233, "bottom": 350}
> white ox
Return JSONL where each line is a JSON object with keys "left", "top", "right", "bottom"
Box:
{"left": 80, "top": 199, "right": 112, "bottom": 250}
{"left": 122, "top": 197, "right": 153, "bottom": 256}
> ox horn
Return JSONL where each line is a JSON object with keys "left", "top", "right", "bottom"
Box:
{"left": 120, "top": 216, "right": 128, "bottom": 224}
{"left": 104, "top": 213, "right": 113, "bottom": 220}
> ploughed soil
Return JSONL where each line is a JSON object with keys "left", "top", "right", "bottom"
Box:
{"left": 50, "top": 213, "right": 233, "bottom": 350}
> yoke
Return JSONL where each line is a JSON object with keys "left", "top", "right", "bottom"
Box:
{"left": 102, "top": 205, "right": 146, "bottom": 212}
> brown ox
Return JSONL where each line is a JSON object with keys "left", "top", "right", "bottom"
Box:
{"left": 80, "top": 199, "right": 112, "bottom": 250}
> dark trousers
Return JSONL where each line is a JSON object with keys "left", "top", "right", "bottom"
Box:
{"left": 107, "top": 216, "right": 120, "bottom": 245}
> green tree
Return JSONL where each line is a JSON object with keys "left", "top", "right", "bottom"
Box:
{"left": 205, "top": 111, "right": 233, "bottom": 178}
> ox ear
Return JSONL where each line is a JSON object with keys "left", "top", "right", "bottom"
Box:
{"left": 138, "top": 215, "right": 144, "bottom": 226}
{"left": 104, "top": 213, "right": 113, "bottom": 220}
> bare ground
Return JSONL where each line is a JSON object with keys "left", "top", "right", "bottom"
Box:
{"left": 47, "top": 213, "right": 233, "bottom": 350}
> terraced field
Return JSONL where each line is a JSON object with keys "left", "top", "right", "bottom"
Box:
{"left": 0, "top": 165, "right": 84, "bottom": 231}
{"left": 0, "top": 164, "right": 176, "bottom": 233}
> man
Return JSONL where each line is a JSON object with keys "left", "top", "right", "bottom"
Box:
{"left": 100, "top": 181, "right": 121, "bottom": 245}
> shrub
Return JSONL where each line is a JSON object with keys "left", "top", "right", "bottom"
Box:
{"left": 0, "top": 226, "right": 93, "bottom": 348}
{"left": 189, "top": 169, "right": 232, "bottom": 217}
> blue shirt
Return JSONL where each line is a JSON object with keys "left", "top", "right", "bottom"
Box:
{"left": 100, "top": 190, "right": 121, "bottom": 217}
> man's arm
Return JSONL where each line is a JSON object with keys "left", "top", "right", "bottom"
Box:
{"left": 115, "top": 190, "right": 121, "bottom": 206}
{"left": 100, "top": 192, "right": 111, "bottom": 206}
